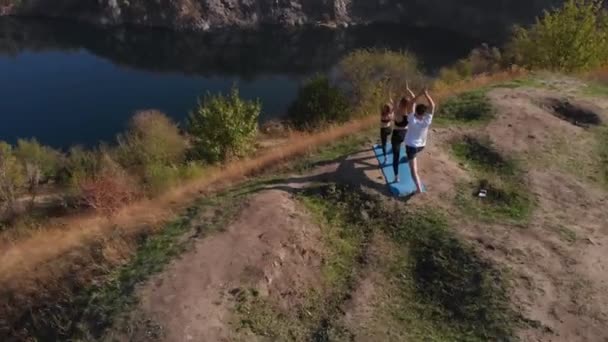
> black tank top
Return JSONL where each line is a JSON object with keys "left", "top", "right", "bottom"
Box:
{"left": 395, "top": 115, "right": 408, "bottom": 128}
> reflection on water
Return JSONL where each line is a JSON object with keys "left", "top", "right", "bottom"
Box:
{"left": 0, "top": 17, "right": 480, "bottom": 148}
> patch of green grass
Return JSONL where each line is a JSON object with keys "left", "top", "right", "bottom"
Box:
{"left": 597, "top": 127, "right": 608, "bottom": 186}
{"left": 451, "top": 136, "right": 534, "bottom": 222}
{"left": 452, "top": 136, "right": 517, "bottom": 176}
{"left": 582, "top": 81, "right": 608, "bottom": 97}
{"left": 300, "top": 188, "right": 370, "bottom": 291}
{"left": 550, "top": 223, "right": 577, "bottom": 244}
{"left": 435, "top": 90, "right": 494, "bottom": 126}
{"left": 455, "top": 180, "right": 533, "bottom": 222}
{"left": 534, "top": 124, "right": 608, "bottom": 189}
{"left": 323, "top": 184, "right": 516, "bottom": 341}
{"left": 493, "top": 77, "right": 544, "bottom": 89}
{"left": 232, "top": 287, "right": 301, "bottom": 339}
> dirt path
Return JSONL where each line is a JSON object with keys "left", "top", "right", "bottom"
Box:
{"left": 106, "top": 190, "right": 324, "bottom": 341}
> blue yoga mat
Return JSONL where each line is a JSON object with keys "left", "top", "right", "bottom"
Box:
{"left": 372, "top": 144, "right": 424, "bottom": 197}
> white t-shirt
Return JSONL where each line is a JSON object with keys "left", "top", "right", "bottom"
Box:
{"left": 405, "top": 113, "right": 433, "bottom": 147}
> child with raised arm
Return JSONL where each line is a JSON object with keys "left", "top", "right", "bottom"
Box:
{"left": 404, "top": 87, "right": 436, "bottom": 194}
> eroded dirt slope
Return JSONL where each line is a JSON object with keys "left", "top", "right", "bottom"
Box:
{"left": 107, "top": 190, "right": 323, "bottom": 341}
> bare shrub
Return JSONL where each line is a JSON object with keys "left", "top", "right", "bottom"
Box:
{"left": 78, "top": 155, "right": 139, "bottom": 215}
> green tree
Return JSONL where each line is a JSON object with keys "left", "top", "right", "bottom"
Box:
{"left": 186, "top": 87, "right": 260, "bottom": 163}
{"left": 61, "top": 146, "right": 102, "bottom": 189}
{"left": 287, "top": 75, "right": 350, "bottom": 130}
{"left": 114, "top": 110, "right": 189, "bottom": 194}
{"left": 14, "top": 139, "right": 61, "bottom": 204}
{"left": 0, "top": 142, "right": 25, "bottom": 216}
{"left": 116, "top": 110, "right": 188, "bottom": 169}
{"left": 508, "top": 0, "right": 608, "bottom": 72}
{"left": 334, "top": 49, "right": 425, "bottom": 116}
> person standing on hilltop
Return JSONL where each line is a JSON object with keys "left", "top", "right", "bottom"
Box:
{"left": 391, "top": 82, "right": 417, "bottom": 182}
{"left": 379, "top": 98, "right": 394, "bottom": 162}
{"left": 405, "top": 88, "right": 436, "bottom": 194}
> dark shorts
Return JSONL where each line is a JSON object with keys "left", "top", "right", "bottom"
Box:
{"left": 406, "top": 145, "right": 425, "bottom": 160}
{"left": 391, "top": 129, "right": 407, "bottom": 145}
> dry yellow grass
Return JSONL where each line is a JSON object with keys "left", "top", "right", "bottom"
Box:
{"left": 0, "top": 70, "right": 527, "bottom": 332}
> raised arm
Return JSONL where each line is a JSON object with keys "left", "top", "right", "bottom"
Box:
{"left": 405, "top": 80, "right": 416, "bottom": 99}
{"left": 424, "top": 88, "right": 436, "bottom": 114}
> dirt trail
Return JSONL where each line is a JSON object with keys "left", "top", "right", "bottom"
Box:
{"left": 107, "top": 190, "right": 323, "bottom": 341}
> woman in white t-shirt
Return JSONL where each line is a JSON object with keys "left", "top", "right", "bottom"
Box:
{"left": 404, "top": 88, "right": 436, "bottom": 194}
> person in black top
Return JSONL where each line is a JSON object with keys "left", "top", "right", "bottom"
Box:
{"left": 390, "top": 82, "right": 418, "bottom": 182}
{"left": 379, "top": 99, "right": 394, "bottom": 161}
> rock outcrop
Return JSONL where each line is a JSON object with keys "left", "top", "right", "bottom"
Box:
{"left": 1, "top": 0, "right": 564, "bottom": 38}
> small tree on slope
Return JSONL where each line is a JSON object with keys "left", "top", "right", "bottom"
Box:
{"left": 508, "top": 0, "right": 608, "bottom": 72}
{"left": 187, "top": 87, "right": 260, "bottom": 163}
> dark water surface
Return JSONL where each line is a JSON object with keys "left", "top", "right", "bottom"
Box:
{"left": 0, "top": 18, "right": 481, "bottom": 148}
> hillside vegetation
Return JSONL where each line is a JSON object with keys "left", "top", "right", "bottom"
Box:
{"left": 2, "top": 1, "right": 608, "bottom": 341}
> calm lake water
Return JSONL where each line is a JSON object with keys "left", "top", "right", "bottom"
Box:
{"left": 0, "top": 18, "right": 481, "bottom": 148}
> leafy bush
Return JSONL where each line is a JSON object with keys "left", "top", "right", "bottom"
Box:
{"left": 14, "top": 139, "right": 61, "bottom": 180}
{"left": 436, "top": 44, "right": 504, "bottom": 87}
{"left": 116, "top": 110, "right": 188, "bottom": 170}
{"left": 78, "top": 154, "right": 139, "bottom": 215}
{"left": 507, "top": 0, "right": 608, "bottom": 72}
{"left": 333, "top": 49, "right": 425, "bottom": 116}
{"left": 0, "top": 142, "right": 25, "bottom": 215}
{"left": 287, "top": 75, "right": 350, "bottom": 130}
{"left": 13, "top": 139, "right": 61, "bottom": 202}
{"left": 178, "top": 162, "right": 206, "bottom": 180}
{"left": 61, "top": 146, "right": 102, "bottom": 189}
{"left": 143, "top": 162, "right": 181, "bottom": 195}
{"left": 187, "top": 87, "right": 260, "bottom": 163}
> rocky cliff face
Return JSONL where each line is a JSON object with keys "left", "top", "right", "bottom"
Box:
{"left": 1, "top": 0, "right": 564, "bottom": 38}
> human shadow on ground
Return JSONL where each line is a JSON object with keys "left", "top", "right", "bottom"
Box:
{"left": 235, "top": 147, "right": 415, "bottom": 202}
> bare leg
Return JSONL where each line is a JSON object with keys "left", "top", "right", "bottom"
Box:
{"left": 409, "top": 156, "right": 423, "bottom": 193}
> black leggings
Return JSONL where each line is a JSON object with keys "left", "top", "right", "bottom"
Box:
{"left": 391, "top": 129, "right": 407, "bottom": 176}
{"left": 380, "top": 127, "right": 392, "bottom": 156}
